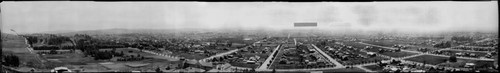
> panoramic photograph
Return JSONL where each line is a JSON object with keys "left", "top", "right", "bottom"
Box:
{"left": 1, "top": 1, "right": 498, "bottom": 73}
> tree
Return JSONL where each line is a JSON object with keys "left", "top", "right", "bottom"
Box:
{"left": 449, "top": 55, "right": 457, "bottom": 62}
{"left": 120, "top": 51, "right": 124, "bottom": 56}
{"left": 4, "top": 54, "right": 20, "bottom": 67}
{"left": 165, "top": 66, "right": 171, "bottom": 70}
{"left": 155, "top": 67, "right": 162, "bottom": 73}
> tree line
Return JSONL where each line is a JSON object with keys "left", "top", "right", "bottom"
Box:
{"left": 2, "top": 54, "right": 20, "bottom": 67}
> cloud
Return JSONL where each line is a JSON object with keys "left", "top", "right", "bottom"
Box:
{"left": 1, "top": 2, "right": 497, "bottom": 33}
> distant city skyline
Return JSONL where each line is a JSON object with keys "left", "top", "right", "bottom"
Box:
{"left": 1, "top": 1, "right": 498, "bottom": 34}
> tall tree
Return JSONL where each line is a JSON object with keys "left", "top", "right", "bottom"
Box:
{"left": 155, "top": 67, "right": 162, "bottom": 73}
{"left": 449, "top": 55, "right": 457, "bottom": 62}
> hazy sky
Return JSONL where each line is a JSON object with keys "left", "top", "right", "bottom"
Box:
{"left": 1, "top": 1, "right": 498, "bottom": 34}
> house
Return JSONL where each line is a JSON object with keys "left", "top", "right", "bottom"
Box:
{"left": 308, "top": 49, "right": 316, "bottom": 53}
{"left": 248, "top": 56, "right": 260, "bottom": 61}
{"left": 367, "top": 52, "right": 376, "bottom": 57}
{"left": 245, "top": 60, "right": 256, "bottom": 64}
{"left": 381, "top": 60, "right": 391, "bottom": 64}
{"left": 51, "top": 67, "right": 72, "bottom": 73}
{"left": 194, "top": 50, "right": 204, "bottom": 53}
{"left": 456, "top": 53, "right": 464, "bottom": 56}
{"left": 464, "top": 63, "right": 475, "bottom": 68}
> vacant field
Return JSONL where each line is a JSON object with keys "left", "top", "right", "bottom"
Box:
{"left": 340, "top": 56, "right": 389, "bottom": 65}
{"left": 437, "top": 59, "right": 496, "bottom": 68}
{"left": 361, "top": 45, "right": 419, "bottom": 58}
{"left": 2, "top": 39, "right": 30, "bottom": 53}
{"left": 115, "top": 48, "right": 182, "bottom": 60}
{"left": 404, "top": 55, "right": 449, "bottom": 65}
{"left": 3, "top": 39, "right": 28, "bottom": 48}
{"left": 167, "top": 47, "right": 238, "bottom": 60}
{"left": 99, "top": 59, "right": 182, "bottom": 71}
{"left": 35, "top": 48, "right": 184, "bottom": 72}
{"left": 362, "top": 40, "right": 404, "bottom": 47}
{"left": 363, "top": 65, "right": 385, "bottom": 72}
{"left": 341, "top": 41, "right": 368, "bottom": 49}
{"left": 2, "top": 38, "right": 47, "bottom": 70}
{"left": 379, "top": 51, "right": 419, "bottom": 58}
{"left": 230, "top": 62, "right": 260, "bottom": 68}
{"left": 441, "top": 50, "right": 489, "bottom": 56}
{"left": 404, "top": 45, "right": 443, "bottom": 51}
{"left": 319, "top": 67, "right": 366, "bottom": 72}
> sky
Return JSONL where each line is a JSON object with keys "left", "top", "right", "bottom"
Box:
{"left": 1, "top": 1, "right": 498, "bottom": 34}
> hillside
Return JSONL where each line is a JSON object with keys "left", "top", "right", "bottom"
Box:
{"left": 1, "top": 33, "right": 24, "bottom": 41}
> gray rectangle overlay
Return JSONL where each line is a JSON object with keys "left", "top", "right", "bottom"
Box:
{"left": 294, "top": 23, "right": 317, "bottom": 27}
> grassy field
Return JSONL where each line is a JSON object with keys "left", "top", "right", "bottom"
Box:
{"left": 404, "top": 45, "right": 443, "bottom": 51}
{"left": 5, "top": 47, "right": 186, "bottom": 72}
{"left": 2, "top": 39, "right": 30, "bottom": 53}
{"left": 436, "top": 59, "right": 496, "bottom": 68}
{"left": 341, "top": 41, "right": 369, "bottom": 49}
{"left": 2, "top": 37, "right": 46, "bottom": 71}
{"left": 114, "top": 48, "right": 183, "bottom": 60}
{"left": 404, "top": 55, "right": 449, "bottom": 65}
{"left": 39, "top": 48, "right": 184, "bottom": 72}
{"left": 362, "top": 40, "right": 403, "bottom": 47}
{"left": 340, "top": 56, "right": 388, "bottom": 65}
{"left": 166, "top": 47, "right": 238, "bottom": 60}
{"left": 98, "top": 58, "right": 182, "bottom": 71}
{"left": 379, "top": 51, "right": 419, "bottom": 58}
{"left": 440, "top": 50, "right": 489, "bottom": 57}
{"left": 319, "top": 67, "right": 366, "bottom": 72}
{"left": 360, "top": 45, "right": 419, "bottom": 58}
{"left": 363, "top": 65, "right": 385, "bottom": 72}
{"left": 229, "top": 62, "right": 260, "bottom": 68}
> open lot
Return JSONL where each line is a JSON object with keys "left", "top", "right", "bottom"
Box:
{"left": 98, "top": 58, "right": 182, "bottom": 71}
{"left": 404, "top": 55, "right": 449, "bottom": 65}
{"left": 440, "top": 50, "right": 489, "bottom": 56}
{"left": 361, "top": 40, "right": 416, "bottom": 47}
{"left": 114, "top": 48, "right": 181, "bottom": 60}
{"left": 2, "top": 39, "right": 30, "bottom": 53}
{"left": 35, "top": 48, "right": 184, "bottom": 72}
{"left": 437, "top": 59, "right": 495, "bottom": 68}
{"left": 403, "top": 45, "right": 443, "bottom": 52}
{"left": 378, "top": 51, "right": 419, "bottom": 58}
{"left": 2, "top": 38, "right": 46, "bottom": 70}
{"left": 363, "top": 47, "right": 419, "bottom": 58}
{"left": 345, "top": 42, "right": 419, "bottom": 58}
{"left": 363, "top": 65, "right": 384, "bottom": 72}
{"left": 318, "top": 67, "right": 366, "bottom": 72}
{"left": 405, "top": 54, "right": 497, "bottom": 68}
{"left": 165, "top": 46, "right": 238, "bottom": 60}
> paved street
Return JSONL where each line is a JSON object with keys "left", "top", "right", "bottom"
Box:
{"left": 311, "top": 44, "right": 345, "bottom": 67}
{"left": 256, "top": 45, "right": 281, "bottom": 71}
